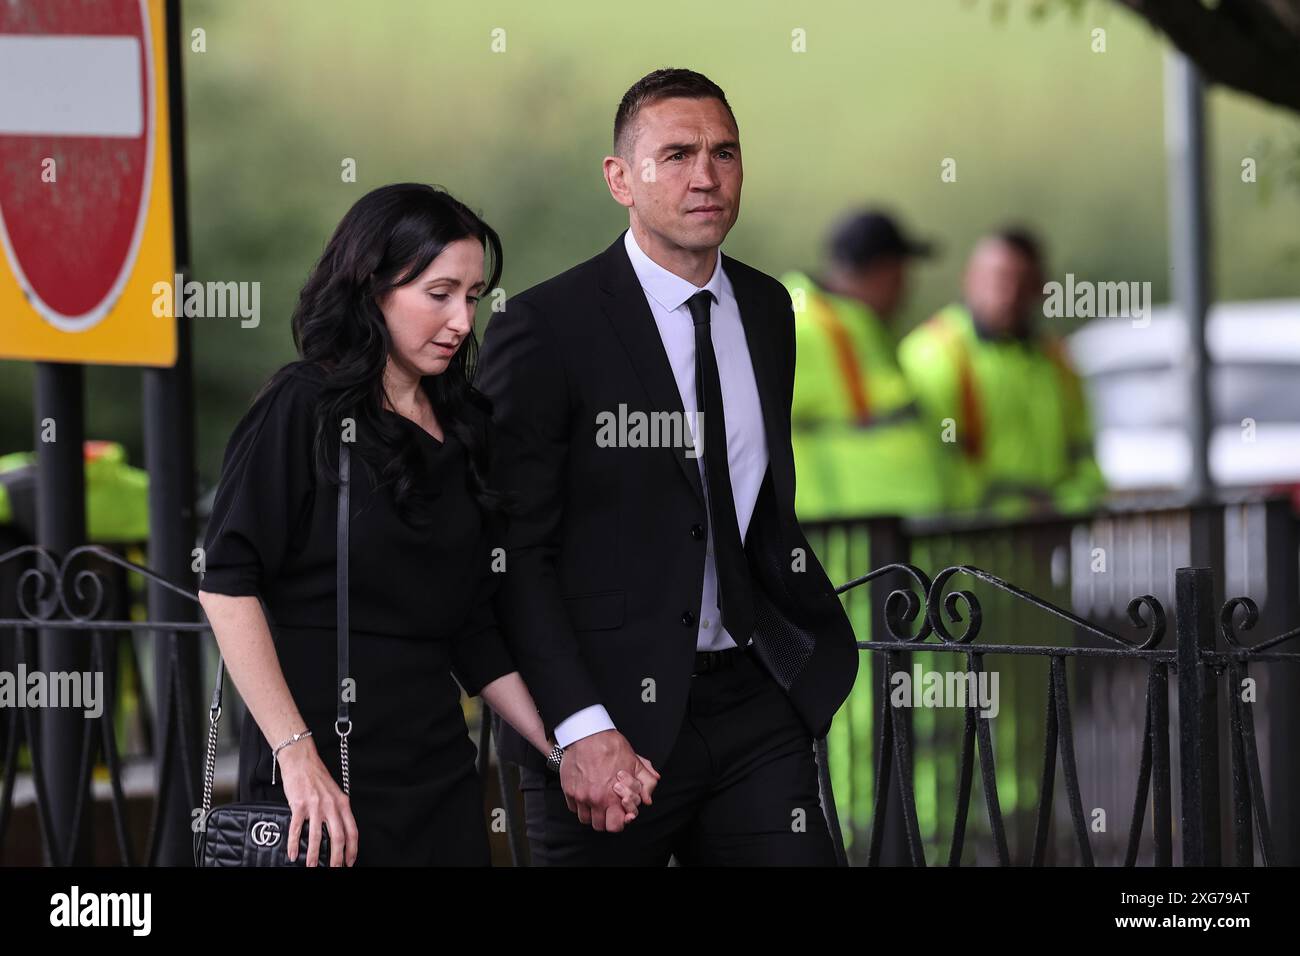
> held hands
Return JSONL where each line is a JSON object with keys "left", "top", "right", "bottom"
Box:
{"left": 276, "top": 724, "right": 660, "bottom": 859}
{"left": 558, "top": 729, "right": 661, "bottom": 833}
{"left": 277, "top": 736, "right": 360, "bottom": 866}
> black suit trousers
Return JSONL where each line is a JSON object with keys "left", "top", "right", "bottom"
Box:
{"left": 520, "top": 645, "right": 837, "bottom": 866}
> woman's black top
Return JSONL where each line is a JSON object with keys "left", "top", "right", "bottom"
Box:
{"left": 200, "top": 359, "right": 514, "bottom": 865}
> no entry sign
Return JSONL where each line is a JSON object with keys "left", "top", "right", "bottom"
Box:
{"left": 0, "top": 0, "right": 176, "bottom": 366}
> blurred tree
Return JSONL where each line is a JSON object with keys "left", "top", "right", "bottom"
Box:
{"left": 1116, "top": 0, "right": 1300, "bottom": 113}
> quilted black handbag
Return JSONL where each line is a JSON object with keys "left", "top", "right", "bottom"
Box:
{"left": 195, "top": 439, "right": 353, "bottom": 866}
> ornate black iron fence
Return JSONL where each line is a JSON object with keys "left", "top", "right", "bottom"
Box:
{"left": 1, "top": 519, "right": 1297, "bottom": 865}
{"left": 804, "top": 497, "right": 1300, "bottom": 866}
{"left": 0, "top": 544, "right": 207, "bottom": 865}
{"left": 819, "top": 560, "right": 1299, "bottom": 866}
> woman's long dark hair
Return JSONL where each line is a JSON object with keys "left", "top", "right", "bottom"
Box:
{"left": 278, "top": 182, "right": 506, "bottom": 524}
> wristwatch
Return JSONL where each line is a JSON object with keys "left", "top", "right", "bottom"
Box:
{"left": 545, "top": 742, "right": 565, "bottom": 774}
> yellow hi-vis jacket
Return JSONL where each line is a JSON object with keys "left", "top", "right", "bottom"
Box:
{"left": 0, "top": 440, "right": 150, "bottom": 543}
{"left": 783, "top": 271, "right": 947, "bottom": 520}
{"left": 898, "top": 303, "right": 1106, "bottom": 518}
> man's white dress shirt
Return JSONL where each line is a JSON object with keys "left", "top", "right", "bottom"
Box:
{"left": 553, "top": 229, "right": 770, "bottom": 748}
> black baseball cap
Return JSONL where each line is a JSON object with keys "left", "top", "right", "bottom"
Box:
{"left": 827, "top": 210, "right": 936, "bottom": 268}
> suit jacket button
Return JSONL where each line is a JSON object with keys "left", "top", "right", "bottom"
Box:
{"left": 681, "top": 611, "right": 695, "bottom": 626}
{"left": 690, "top": 523, "right": 704, "bottom": 540}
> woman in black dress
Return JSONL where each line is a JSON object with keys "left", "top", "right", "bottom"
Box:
{"left": 197, "top": 184, "right": 653, "bottom": 866}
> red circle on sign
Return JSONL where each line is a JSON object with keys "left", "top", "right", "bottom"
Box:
{"left": 0, "top": 0, "right": 154, "bottom": 330}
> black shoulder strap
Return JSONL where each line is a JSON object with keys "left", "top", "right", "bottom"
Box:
{"left": 336, "top": 440, "right": 350, "bottom": 731}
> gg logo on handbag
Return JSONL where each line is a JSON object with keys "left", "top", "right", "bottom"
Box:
{"left": 250, "top": 820, "right": 281, "bottom": 847}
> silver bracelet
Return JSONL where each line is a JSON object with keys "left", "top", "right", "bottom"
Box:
{"left": 271, "top": 729, "right": 313, "bottom": 785}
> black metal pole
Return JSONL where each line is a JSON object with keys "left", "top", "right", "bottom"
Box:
{"left": 1175, "top": 566, "right": 1220, "bottom": 865}
{"left": 1262, "top": 498, "right": 1300, "bottom": 864}
{"left": 142, "top": 0, "right": 201, "bottom": 866}
{"left": 1163, "top": 52, "right": 1213, "bottom": 504}
{"left": 1186, "top": 502, "right": 1229, "bottom": 862}
{"left": 34, "top": 362, "right": 93, "bottom": 864}
{"left": 868, "top": 517, "right": 912, "bottom": 866}
{"left": 1188, "top": 502, "right": 1225, "bottom": 612}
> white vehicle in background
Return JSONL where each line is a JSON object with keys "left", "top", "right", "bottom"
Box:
{"left": 1067, "top": 299, "right": 1300, "bottom": 496}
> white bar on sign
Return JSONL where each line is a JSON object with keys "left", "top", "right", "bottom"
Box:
{"left": 0, "top": 35, "right": 144, "bottom": 137}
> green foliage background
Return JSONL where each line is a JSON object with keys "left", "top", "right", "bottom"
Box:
{"left": 1, "top": 0, "right": 1296, "bottom": 491}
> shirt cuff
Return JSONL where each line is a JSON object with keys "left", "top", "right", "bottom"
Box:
{"left": 197, "top": 566, "right": 262, "bottom": 597}
{"left": 554, "top": 705, "right": 616, "bottom": 749}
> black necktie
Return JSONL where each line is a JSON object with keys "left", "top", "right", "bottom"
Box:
{"left": 686, "top": 290, "right": 755, "bottom": 647}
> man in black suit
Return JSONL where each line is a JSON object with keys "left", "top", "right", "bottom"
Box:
{"left": 477, "top": 68, "right": 858, "bottom": 865}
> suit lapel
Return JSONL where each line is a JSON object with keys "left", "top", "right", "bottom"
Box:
{"left": 598, "top": 233, "right": 705, "bottom": 503}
